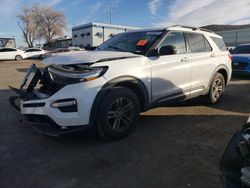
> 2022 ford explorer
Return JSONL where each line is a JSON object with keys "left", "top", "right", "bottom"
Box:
{"left": 10, "top": 25, "right": 232, "bottom": 139}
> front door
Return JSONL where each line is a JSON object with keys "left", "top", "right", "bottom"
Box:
{"left": 150, "top": 31, "right": 192, "bottom": 102}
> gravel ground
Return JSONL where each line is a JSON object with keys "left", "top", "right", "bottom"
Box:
{"left": 0, "top": 60, "right": 250, "bottom": 188}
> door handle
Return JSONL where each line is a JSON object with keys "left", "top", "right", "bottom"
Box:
{"left": 211, "top": 54, "right": 215, "bottom": 58}
{"left": 181, "top": 57, "right": 189, "bottom": 62}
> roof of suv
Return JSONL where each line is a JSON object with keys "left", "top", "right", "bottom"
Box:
{"left": 126, "top": 25, "right": 221, "bottom": 38}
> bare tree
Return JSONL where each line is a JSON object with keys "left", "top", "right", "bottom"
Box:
{"left": 17, "top": 7, "right": 39, "bottom": 47}
{"left": 35, "top": 6, "right": 66, "bottom": 44}
{"left": 17, "top": 5, "right": 66, "bottom": 47}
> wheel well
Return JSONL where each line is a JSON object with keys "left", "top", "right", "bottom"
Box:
{"left": 217, "top": 69, "right": 228, "bottom": 85}
{"left": 114, "top": 82, "right": 147, "bottom": 111}
{"left": 89, "top": 79, "right": 149, "bottom": 126}
{"left": 15, "top": 55, "right": 22, "bottom": 59}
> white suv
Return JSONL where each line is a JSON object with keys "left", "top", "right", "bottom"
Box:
{"left": 10, "top": 25, "right": 232, "bottom": 139}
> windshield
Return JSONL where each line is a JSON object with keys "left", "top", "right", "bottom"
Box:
{"left": 232, "top": 45, "right": 250, "bottom": 54}
{"left": 96, "top": 30, "right": 163, "bottom": 55}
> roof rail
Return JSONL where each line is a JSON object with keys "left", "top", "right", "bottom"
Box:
{"left": 170, "top": 25, "right": 214, "bottom": 33}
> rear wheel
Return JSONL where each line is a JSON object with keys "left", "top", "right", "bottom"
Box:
{"left": 208, "top": 73, "right": 225, "bottom": 104}
{"left": 15, "top": 55, "right": 23, "bottom": 61}
{"left": 96, "top": 87, "right": 140, "bottom": 140}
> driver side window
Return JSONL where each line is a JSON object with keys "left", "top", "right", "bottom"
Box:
{"left": 159, "top": 32, "right": 186, "bottom": 54}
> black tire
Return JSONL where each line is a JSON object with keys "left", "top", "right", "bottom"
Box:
{"left": 208, "top": 73, "right": 225, "bottom": 104}
{"left": 15, "top": 55, "right": 23, "bottom": 61}
{"left": 96, "top": 87, "right": 140, "bottom": 140}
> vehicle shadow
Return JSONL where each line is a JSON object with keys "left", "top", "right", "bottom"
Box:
{"left": 166, "top": 81, "right": 250, "bottom": 114}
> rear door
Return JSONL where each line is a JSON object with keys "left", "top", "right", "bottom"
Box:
{"left": 25, "top": 49, "right": 35, "bottom": 58}
{"left": 32, "top": 49, "right": 42, "bottom": 57}
{"left": 187, "top": 33, "right": 216, "bottom": 96}
{"left": 150, "top": 31, "right": 192, "bottom": 102}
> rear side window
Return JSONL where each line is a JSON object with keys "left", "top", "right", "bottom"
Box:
{"left": 5, "top": 48, "right": 16, "bottom": 52}
{"left": 188, "top": 33, "right": 212, "bottom": 53}
{"left": 159, "top": 32, "right": 186, "bottom": 54}
{"left": 0, "top": 48, "right": 16, "bottom": 52}
{"left": 211, "top": 37, "right": 226, "bottom": 51}
{"left": 26, "top": 49, "right": 41, "bottom": 52}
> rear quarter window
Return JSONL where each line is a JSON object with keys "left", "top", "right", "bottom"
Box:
{"left": 211, "top": 37, "right": 226, "bottom": 51}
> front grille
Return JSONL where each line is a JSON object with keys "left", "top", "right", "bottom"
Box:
{"left": 232, "top": 62, "right": 248, "bottom": 70}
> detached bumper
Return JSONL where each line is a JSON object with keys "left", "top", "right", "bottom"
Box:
{"left": 10, "top": 78, "right": 105, "bottom": 125}
{"left": 24, "top": 114, "right": 90, "bottom": 137}
{"left": 9, "top": 64, "right": 107, "bottom": 136}
{"left": 9, "top": 93, "right": 90, "bottom": 137}
{"left": 9, "top": 78, "right": 107, "bottom": 137}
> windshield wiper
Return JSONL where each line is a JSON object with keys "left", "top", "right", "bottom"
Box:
{"left": 107, "top": 45, "right": 125, "bottom": 52}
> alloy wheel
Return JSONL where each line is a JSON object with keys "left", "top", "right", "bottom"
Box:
{"left": 106, "top": 97, "right": 134, "bottom": 133}
{"left": 212, "top": 78, "right": 223, "bottom": 100}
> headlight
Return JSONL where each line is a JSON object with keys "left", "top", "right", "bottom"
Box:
{"left": 47, "top": 66, "right": 108, "bottom": 82}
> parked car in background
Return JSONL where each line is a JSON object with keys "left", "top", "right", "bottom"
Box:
{"left": 10, "top": 25, "right": 232, "bottom": 139}
{"left": 25, "top": 48, "right": 46, "bottom": 59}
{"left": 0, "top": 47, "right": 26, "bottom": 61}
{"left": 231, "top": 44, "right": 250, "bottom": 75}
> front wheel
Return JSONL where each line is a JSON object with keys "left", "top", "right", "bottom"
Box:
{"left": 15, "top": 55, "right": 23, "bottom": 61}
{"left": 96, "top": 87, "right": 140, "bottom": 140}
{"left": 208, "top": 73, "right": 225, "bottom": 104}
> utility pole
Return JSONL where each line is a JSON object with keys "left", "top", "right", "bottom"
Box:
{"left": 109, "top": 0, "right": 112, "bottom": 24}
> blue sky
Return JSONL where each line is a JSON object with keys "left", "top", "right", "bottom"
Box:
{"left": 1, "top": 0, "right": 250, "bottom": 46}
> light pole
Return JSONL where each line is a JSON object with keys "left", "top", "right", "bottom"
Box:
{"left": 109, "top": 0, "right": 112, "bottom": 24}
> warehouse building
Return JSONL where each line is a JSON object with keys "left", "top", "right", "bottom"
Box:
{"left": 0, "top": 37, "right": 16, "bottom": 48}
{"left": 72, "top": 22, "right": 139, "bottom": 48}
{"left": 216, "top": 28, "right": 250, "bottom": 47}
{"left": 43, "top": 36, "right": 72, "bottom": 50}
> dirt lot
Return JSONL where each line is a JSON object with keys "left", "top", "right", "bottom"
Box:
{"left": 0, "top": 60, "right": 250, "bottom": 188}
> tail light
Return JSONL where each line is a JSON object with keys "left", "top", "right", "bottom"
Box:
{"left": 228, "top": 54, "right": 233, "bottom": 62}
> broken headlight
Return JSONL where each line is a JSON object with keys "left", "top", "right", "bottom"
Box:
{"left": 47, "top": 65, "right": 108, "bottom": 83}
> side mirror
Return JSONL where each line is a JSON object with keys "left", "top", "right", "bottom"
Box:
{"left": 159, "top": 45, "right": 177, "bottom": 56}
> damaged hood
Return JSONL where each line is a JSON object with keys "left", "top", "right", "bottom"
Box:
{"left": 43, "top": 50, "right": 140, "bottom": 65}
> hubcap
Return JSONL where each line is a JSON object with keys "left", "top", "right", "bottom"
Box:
{"left": 212, "top": 78, "right": 223, "bottom": 100}
{"left": 107, "top": 97, "right": 134, "bottom": 132}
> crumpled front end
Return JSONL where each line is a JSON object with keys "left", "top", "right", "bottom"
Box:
{"left": 9, "top": 64, "right": 107, "bottom": 136}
